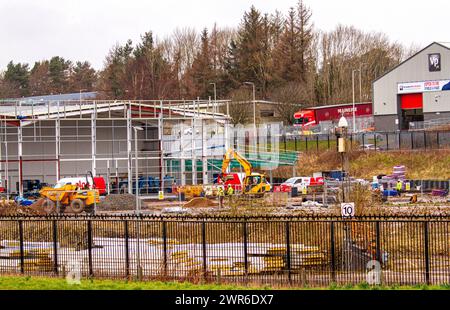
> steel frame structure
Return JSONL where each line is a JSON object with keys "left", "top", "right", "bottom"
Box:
{"left": 0, "top": 99, "right": 231, "bottom": 198}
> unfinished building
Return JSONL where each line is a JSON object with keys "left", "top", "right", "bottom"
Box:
{"left": 0, "top": 99, "right": 290, "bottom": 197}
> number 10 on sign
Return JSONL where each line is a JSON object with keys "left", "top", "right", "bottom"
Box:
{"left": 341, "top": 202, "right": 355, "bottom": 217}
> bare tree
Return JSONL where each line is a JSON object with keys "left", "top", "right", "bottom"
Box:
{"left": 271, "top": 82, "right": 309, "bottom": 125}
{"left": 221, "top": 88, "right": 253, "bottom": 125}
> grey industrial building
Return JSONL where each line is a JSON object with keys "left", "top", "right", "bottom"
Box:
{"left": 373, "top": 42, "right": 450, "bottom": 131}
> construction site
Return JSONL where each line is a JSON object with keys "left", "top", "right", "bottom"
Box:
{"left": 0, "top": 95, "right": 448, "bottom": 288}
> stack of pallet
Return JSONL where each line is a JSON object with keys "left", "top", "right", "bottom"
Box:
{"left": 210, "top": 261, "right": 246, "bottom": 276}
{"left": 290, "top": 245, "right": 327, "bottom": 268}
{"left": 169, "top": 250, "right": 202, "bottom": 271}
{"left": 263, "top": 244, "right": 327, "bottom": 272}
{"left": 19, "top": 249, "right": 53, "bottom": 272}
{"left": 262, "top": 251, "right": 285, "bottom": 272}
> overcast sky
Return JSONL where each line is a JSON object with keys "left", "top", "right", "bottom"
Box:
{"left": 1, "top": 0, "right": 449, "bottom": 70}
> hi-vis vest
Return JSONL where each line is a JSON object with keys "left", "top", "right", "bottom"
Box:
{"left": 217, "top": 186, "right": 225, "bottom": 196}
{"left": 227, "top": 186, "right": 234, "bottom": 195}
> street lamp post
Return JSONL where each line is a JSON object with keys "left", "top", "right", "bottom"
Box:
{"left": 359, "top": 64, "right": 363, "bottom": 104}
{"left": 338, "top": 116, "right": 349, "bottom": 203}
{"left": 351, "top": 70, "right": 360, "bottom": 133}
{"left": 79, "top": 89, "right": 87, "bottom": 103}
{"left": 209, "top": 83, "right": 217, "bottom": 114}
{"left": 338, "top": 115, "right": 351, "bottom": 270}
{"left": 244, "top": 82, "right": 256, "bottom": 129}
{"left": 244, "top": 82, "right": 257, "bottom": 154}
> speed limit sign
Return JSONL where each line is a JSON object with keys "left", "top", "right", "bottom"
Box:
{"left": 341, "top": 202, "right": 355, "bottom": 217}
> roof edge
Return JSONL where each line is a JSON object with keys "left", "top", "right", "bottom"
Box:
{"left": 373, "top": 42, "right": 450, "bottom": 84}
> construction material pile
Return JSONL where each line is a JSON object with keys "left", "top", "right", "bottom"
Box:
{"left": 0, "top": 240, "right": 55, "bottom": 272}
{"left": 264, "top": 245, "right": 327, "bottom": 272}
{"left": 380, "top": 165, "right": 407, "bottom": 189}
{"left": 97, "top": 194, "right": 136, "bottom": 211}
{"left": 183, "top": 197, "right": 217, "bottom": 208}
{"left": 0, "top": 199, "right": 46, "bottom": 216}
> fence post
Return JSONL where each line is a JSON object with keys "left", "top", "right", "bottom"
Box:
{"left": 386, "top": 133, "right": 389, "bottom": 151}
{"left": 375, "top": 221, "right": 381, "bottom": 263}
{"left": 52, "top": 220, "right": 59, "bottom": 275}
{"left": 330, "top": 221, "right": 336, "bottom": 283}
{"left": 398, "top": 131, "right": 401, "bottom": 149}
{"left": 305, "top": 136, "right": 308, "bottom": 152}
{"left": 162, "top": 221, "right": 168, "bottom": 276}
{"left": 437, "top": 131, "right": 440, "bottom": 149}
{"left": 316, "top": 136, "right": 319, "bottom": 152}
{"left": 243, "top": 220, "right": 248, "bottom": 278}
{"left": 18, "top": 220, "right": 24, "bottom": 274}
{"left": 124, "top": 220, "right": 130, "bottom": 279}
{"left": 411, "top": 132, "right": 414, "bottom": 150}
{"left": 362, "top": 133, "right": 365, "bottom": 148}
{"left": 374, "top": 133, "right": 377, "bottom": 150}
{"left": 424, "top": 221, "right": 430, "bottom": 285}
{"left": 202, "top": 221, "right": 207, "bottom": 281}
{"left": 295, "top": 137, "right": 298, "bottom": 151}
{"left": 285, "top": 221, "right": 292, "bottom": 285}
{"left": 87, "top": 220, "right": 93, "bottom": 278}
{"left": 327, "top": 134, "right": 330, "bottom": 150}
{"left": 424, "top": 131, "right": 427, "bottom": 150}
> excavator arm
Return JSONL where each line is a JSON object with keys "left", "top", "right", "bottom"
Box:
{"left": 221, "top": 148, "right": 253, "bottom": 176}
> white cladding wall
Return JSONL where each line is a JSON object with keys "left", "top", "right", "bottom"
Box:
{"left": 423, "top": 91, "right": 450, "bottom": 113}
{"left": 0, "top": 120, "right": 159, "bottom": 186}
{"left": 373, "top": 43, "right": 450, "bottom": 116}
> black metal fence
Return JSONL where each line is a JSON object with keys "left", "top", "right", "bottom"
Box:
{"left": 1, "top": 215, "right": 450, "bottom": 287}
{"left": 281, "top": 131, "right": 450, "bottom": 152}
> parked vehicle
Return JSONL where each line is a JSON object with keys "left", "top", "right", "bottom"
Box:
{"left": 280, "top": 177, "right": 324, "bottom": 192}
{"left": 55, "top": 172, "right": 106, "bottom": 195}
{"left": 293, "top": 103, "right": 373, "bottom": 130}
{"left": 359, "top": 144, "right": 381, "bottom": 151}
{"left": 117, "top": 176, "right": 161, "bottom": 194}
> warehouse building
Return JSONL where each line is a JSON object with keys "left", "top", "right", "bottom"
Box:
{"left": 373, "top": 42, "right": 450, "bottom": 131}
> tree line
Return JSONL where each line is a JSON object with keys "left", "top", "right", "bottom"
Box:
{"left": 0, "top": 1, "right": 416, "bottom": 124}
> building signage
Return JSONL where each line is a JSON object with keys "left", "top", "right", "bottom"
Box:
{"left": 398, "top": 79, "right": 450, "bottom": 94}
{"left": 428, "top": 53, "right": 441, "bottom": 72}
{"left": 337, "top": 107, "right": 357, "bottom": 114}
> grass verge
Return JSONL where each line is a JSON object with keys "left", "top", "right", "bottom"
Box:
{"left": 0, "top": 276, "right": 449, "bottom": 290}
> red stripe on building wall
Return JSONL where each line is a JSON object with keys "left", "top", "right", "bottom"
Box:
{"left": 401, "top": 93, "right": 423, "bottom": 109}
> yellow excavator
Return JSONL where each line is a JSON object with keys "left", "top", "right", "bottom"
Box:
{"left": 221, "top": 148, "right": 271, "bottom": 196}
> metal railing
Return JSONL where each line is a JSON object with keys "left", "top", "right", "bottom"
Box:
{"left": 0, "top": 215, "right": 449, "bottom": 287}
{"left": 278, "top": 131, "right": 450, "bottom": 152}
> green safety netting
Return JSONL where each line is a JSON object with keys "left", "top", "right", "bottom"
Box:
{"left": 167, "top": 151, "right": 298, "bottom": 172}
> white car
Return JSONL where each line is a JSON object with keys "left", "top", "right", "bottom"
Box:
{"left": 280, "top": 177, "right": 324, "bottom": 192}
{"left": 359, "top": 144, "right": 381, "bottom": 151}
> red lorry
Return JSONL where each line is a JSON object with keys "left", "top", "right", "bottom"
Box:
{"left": 294, "top": 103, "right": 373, "bottom": 130}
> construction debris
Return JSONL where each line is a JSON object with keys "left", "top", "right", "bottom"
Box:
{"left": 162, "top": 207, "right": 189, "bottom": 214}
{"left": 0, "top": 199, "right": 47, "bottom": 216}
{"left": 97, "top": 194, "right": 136, "bottom": 211}
{"left": 183, "top": 197, "right": 217, "bottom": 208}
